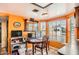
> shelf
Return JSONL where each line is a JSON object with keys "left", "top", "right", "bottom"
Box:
{"left": 11, "top": 42, "right": 26, "bottom": 45}
{"left": 11, "top": 36, "right": 23, "bottom": 40}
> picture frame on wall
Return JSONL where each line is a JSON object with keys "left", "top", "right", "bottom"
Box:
{"left": 13, "top": 22, "right": 21, "bottom": 28}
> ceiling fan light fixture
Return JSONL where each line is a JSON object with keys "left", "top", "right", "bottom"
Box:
{"left": 42, "top": 13, "right": 48, "bottom": 15}
{"left": 32, "top": 9, "right": 39, "bottom": 12}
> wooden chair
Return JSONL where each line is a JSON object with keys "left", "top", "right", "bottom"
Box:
{"left": 34, "top": 35, "right": 49, "bottom": 55}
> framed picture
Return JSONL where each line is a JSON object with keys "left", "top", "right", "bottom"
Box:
{"left": 13, "top": 22, "right": 21, "bottom": 28}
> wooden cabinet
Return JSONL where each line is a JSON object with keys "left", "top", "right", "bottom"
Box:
{"left": 75, "top": 6, "right": 79, "bottom": 39}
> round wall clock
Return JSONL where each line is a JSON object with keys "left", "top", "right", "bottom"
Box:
{"left": 13, "top": 22, "right": 21, "bottom": 28}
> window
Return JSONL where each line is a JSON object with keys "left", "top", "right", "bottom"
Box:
{"left": 48, "top": 20, "right": 66, "bottom": 43}
{"left": 26, "top": 22, "right": 39, "bottom": 38}
{"left": 70, "top": 16, "right": 76, "bottom": 44}
{"left": 27, "top": 23, "right": 33, "bottom": 31}
{"left": 33, "top": 23, "right": 38, "bottom": 31}
{"left": 40, "top": 22, "right": 46, "bottom": 38}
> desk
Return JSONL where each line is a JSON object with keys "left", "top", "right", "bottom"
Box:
{"left": 26, "top": 39, "right": 44, "bottom": 55}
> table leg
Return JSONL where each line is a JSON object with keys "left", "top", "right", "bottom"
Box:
{"left": 32, "top": 44, "right": 34, "bottom": 55}
{"left": 26, "top": 41, "right": 28, "bottom": 54}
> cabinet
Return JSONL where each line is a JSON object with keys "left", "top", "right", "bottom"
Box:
{"left": 75, "top": 6, "right": 79, "bottom": 39}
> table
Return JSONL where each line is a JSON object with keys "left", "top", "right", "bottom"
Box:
{"left": 26, "top": 39, "right": 44, "bottom": 55}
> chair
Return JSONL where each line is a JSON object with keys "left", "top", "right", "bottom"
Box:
{"left": 34, "top": 35, "right": 49, "bottom": 55}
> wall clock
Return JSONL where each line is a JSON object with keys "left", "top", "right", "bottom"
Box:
{"left": 13, "top": 22, "right": 21, "bottom": 28}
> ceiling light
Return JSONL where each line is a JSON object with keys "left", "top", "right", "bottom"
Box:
{"left": 42, "top": 13, "right": 48, "bottom": 15}
{"left": 32, "top": 9, "right": 39, "bottom": 12}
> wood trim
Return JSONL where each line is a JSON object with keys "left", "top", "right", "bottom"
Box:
{"left": 65, "top": 11, "right": 74, "bottom": 18}
{"left": 75, "top": 6, "right": 79, "bottom": 39}
{"left": 24, "top": 19, "right": 27, "bottom": 31}
{"left": 46, "top": 16, "right": 66, "bottom": 22}
{"left": 31, "top": 3, "right": 53, "bottom": 9}
{"left": 0, "top": 13, "right": 8, "bottom": 16}
{"left": 46, "top": 22, "right": 48, "bottom": 35}
{"left": 39, "top": 11, "right": 75, "bottom": 22}
{"left": 66, "top": 17, "right": 70, "bottom": 43}
{"left": 38, "top": 22, "right": 41, "bottom": 31}
{"left": 0, "top": 12, "right": 24, "bottom": 19}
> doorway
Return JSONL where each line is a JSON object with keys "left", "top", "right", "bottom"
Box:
{"left": 0, "top": 16, "right": 8, "bottom": 55}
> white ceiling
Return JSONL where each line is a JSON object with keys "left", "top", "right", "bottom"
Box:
{"left": 0, "top": 3, "right": 77, "bottom": 20}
